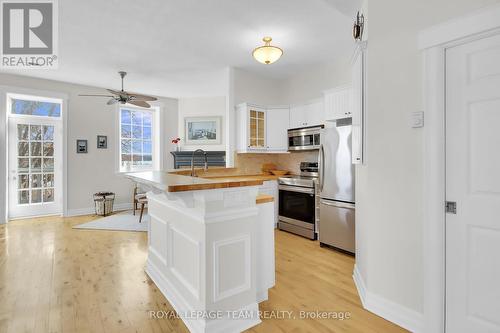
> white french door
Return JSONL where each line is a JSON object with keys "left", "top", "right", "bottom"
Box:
{"left": 8, "top": 117, "right": 62, "bottom": 218}
{"left": 446, "top": 33, "right": 500, "bottom": 332}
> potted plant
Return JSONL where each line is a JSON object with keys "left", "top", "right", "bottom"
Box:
{"left": 172, "top": 137, "right": 181, "bottom": 151}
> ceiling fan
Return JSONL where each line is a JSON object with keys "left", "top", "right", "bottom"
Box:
{"left": 79, "top": 71, "right": 157, "bottom": 108}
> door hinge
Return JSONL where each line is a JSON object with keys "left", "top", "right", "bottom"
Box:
{"left": 445, "top": 201, "right": 457, "bottom": 214}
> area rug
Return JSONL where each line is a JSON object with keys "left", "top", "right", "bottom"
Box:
{"left": 73, "top": 210, "right": 148, "bottom": 232}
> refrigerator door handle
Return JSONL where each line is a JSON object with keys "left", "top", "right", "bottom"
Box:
{"left": 320, "top": 200, "right": 355, "bottom": 209}
{"left": 319, "top": 144, "right": 325, "bottom": 192}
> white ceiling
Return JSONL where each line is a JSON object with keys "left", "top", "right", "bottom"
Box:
{"left": 0, "top": 0, "right": 359, "bottom": 98}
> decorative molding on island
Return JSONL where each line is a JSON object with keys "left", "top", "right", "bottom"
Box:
{"left": 126, "top": 171, "right": 275, "bottom": 333}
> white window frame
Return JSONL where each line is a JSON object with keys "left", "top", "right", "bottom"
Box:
{"left": 116, "top": 104, "right": 161, "bottom": 173}
{"left": 0, "top": 86, "right": 68, "bottom": 223}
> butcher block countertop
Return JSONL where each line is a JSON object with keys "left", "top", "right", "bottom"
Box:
{"left": 201, "top": 174, "right": 280, "bottom": 182}
{"left": 255, "top": 194, "right": 274, "bottom": 204}
{"left": 126, "top": 171, "right": 281, "bottom": 192}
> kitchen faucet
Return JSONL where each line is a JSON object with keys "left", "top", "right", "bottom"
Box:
{"left": 191, "top": 149, "right": 208, "bottom": 177}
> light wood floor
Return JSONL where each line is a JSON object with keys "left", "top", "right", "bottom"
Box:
{"left": 0, "top": 214, "right": 406, "bottom": 333}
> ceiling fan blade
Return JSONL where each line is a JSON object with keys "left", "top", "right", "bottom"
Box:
{"left": 106, "top": 89, "right": 123, "bottom": 96}
{"left": 128, "top": 93, "right": 158, "bottom": 102}
{"left": 128, "top": 100, "right": 151, "bottom": 108}
{"left": 78, "top": 94, "right": 115, "bottom": 97}
{"left": 107, "top": 98, "right": 118, "bottom": 105}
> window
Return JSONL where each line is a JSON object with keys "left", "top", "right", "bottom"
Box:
{"left": 16, "top": 124, "right": 56, "bottom": 204}
{"left": 119, "top": 107, "right": 155, "bottom": 172}
{"left": 11, "top": 98, "right": 61, "bottom": 117}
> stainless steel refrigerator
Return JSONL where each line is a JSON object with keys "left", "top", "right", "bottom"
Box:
{"left": 318, "top": 118, "right": 355, "bottom": 254}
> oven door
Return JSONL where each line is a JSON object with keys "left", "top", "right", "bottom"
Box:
{"left": 279, "top": 185, "right": 315, "bottom": 226}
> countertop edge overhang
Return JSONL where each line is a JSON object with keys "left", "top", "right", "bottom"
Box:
{"left": 126, "top": 171, "right": 271, "bottom": 193}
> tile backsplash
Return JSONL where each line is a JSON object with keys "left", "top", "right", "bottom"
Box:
{"left": 234, "top": 151, "right": 318, "bottom": 175}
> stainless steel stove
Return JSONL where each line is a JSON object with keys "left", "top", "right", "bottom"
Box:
{"left": 278, "top": 162, "right": 319, "bottom": 239}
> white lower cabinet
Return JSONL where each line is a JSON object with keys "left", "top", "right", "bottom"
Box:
{"left": 258, "top": 180, "right": 279, "bottom": 227}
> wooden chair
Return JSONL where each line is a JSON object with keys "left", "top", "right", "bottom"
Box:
{"left": 137, "top": 197, "right": 148, "bottom": 223}
{"left": 133, "top": 185, "right": 147, "bottom": 223}
{"left": 133, "top": 185, "right": 146, "bottom": 215}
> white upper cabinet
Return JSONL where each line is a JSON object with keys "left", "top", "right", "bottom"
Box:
{"left": 266, "top": 106, "right": 290, "bottom": 152}
{"left": 236, "top": 103, "right": 266, "bottom": 153}
{"left": 306, "top": 100, "right": 324, "bottom": 127}
{"left": 289, "top": 99, "right": 324, "bottom": 129}
{"left": 351, "top": 42, "right": 366, "bottom": 164}
{"left": 236, "top": 103, "right": 289, "bottom": 153}
{"left": 289, "top": 104, "right": 307, "bottom": 128}
{"left": 324, "top": 85, "right": 351, "bottom": 120}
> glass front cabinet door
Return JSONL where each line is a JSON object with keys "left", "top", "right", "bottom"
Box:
{"left": 248, "top": 106, "right": 266, "bottom": 149}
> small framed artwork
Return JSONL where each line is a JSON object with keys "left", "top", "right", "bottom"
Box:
{"left": 97, "top": 135, "right": 107, "bottom": 149}
{"left": 184, "top": 116, "right": 222, "bottom": 145}
{"left": 77, "top": 139, "right": 88, "bottom": 153}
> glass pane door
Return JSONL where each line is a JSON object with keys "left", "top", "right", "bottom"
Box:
{"left": 15, "top": 123, "right": 55, "bottom": 205}
{"left": 9, "top": 119, "right": 61, "bottom": 218}
{"left": 249, "top": 108, "right": 265, "bottom": 148}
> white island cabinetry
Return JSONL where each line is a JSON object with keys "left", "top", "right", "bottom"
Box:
{"left": 127, "top": 172, "right": 275, "bottom": 333}
{"left": 258, "top": 180, "right": 279, "bottom": 227}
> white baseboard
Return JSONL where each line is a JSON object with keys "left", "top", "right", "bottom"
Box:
{"left": 353, "top": 265, "right": 423, "bottom": 333}
{"left": 352, "top": 264, "right": 367, "bottom": 306}
{"left": 65, "top": 202, "right": 133, "bottom": 217}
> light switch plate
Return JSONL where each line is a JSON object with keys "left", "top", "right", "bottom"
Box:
{"left": 411, "top": 111, "right": 424, "bottom": 128}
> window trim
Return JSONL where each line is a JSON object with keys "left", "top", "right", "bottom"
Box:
{"left": 116, "top": 104, "right": 161, "bottom": 173}
{"left": 7, "top": 93, "right": 64, "bottom": 119}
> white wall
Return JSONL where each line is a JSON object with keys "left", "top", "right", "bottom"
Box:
{"left": 355, "top": 0, "right": 500, "bottom": 328}
{"left": 233, "top": 68, "right": 286, "bottom": 105}
{"left": 177, "top": 96, "right": 226, "bottom": 151}
{"left": 281, "top": 57, "right": 352, "bottom": 105}
{"left": 0, "top": 73, "right": 178, "bottom": 221}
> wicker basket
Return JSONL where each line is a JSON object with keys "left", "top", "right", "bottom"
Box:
{"left": 93, "top": 192, "right": 115, "bottom": 216}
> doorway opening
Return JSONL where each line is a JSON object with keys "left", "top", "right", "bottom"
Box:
{"left": 6, "top": 93, "right": 64, "bottom": 220}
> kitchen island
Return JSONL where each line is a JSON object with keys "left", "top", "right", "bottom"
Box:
{"left": 126, "top": 171, "right": 275, "bottom": 333}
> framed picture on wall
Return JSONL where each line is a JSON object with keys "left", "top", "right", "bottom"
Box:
{"left": 97, "top": 135, "right": 107, "bottom": 149}
{"left": 76, "top": 139, "right": 88, "bottom": 153}
{"left": 184, "top": 116, "right": 222, "bottom": 145}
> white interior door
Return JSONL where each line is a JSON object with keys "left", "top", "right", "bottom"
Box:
{"left": 8, "top": 117, "right": 62, "bottom": 218}
{"left": 446, "top": 33, "right": 500, "bottom": 333}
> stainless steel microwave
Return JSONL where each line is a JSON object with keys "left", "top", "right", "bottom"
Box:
{"left": 287, "top": 125, "right": 324, "bottom": 151}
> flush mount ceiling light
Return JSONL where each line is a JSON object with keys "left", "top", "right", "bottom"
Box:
{"left": 252, "top": 37, "right": 283, "bottom": 65}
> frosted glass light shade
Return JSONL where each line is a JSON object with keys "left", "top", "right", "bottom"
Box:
{"left": 252, "top": 37, "right": 283, "bottom": 65}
